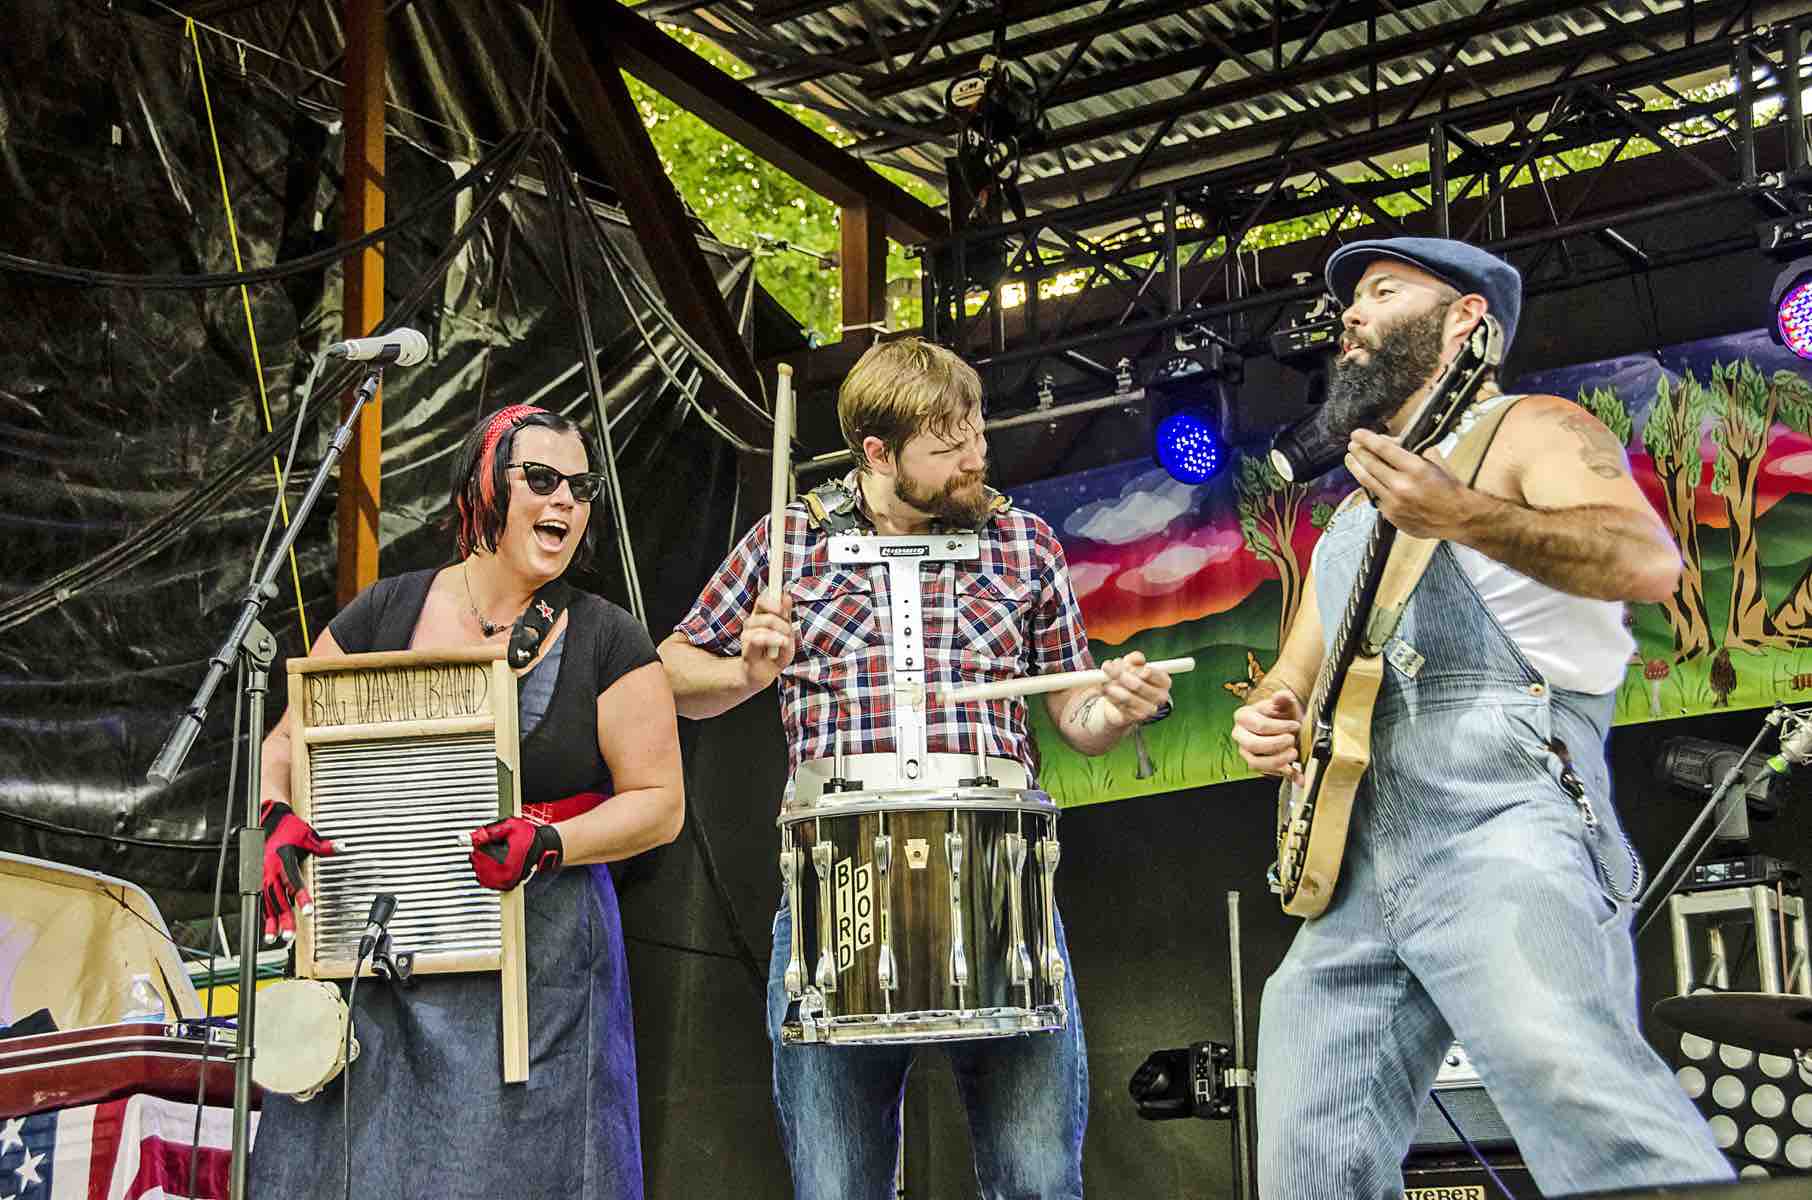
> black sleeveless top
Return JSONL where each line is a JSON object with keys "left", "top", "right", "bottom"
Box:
{"left": 326, "top": 568, "right": 659, "bottom": 808}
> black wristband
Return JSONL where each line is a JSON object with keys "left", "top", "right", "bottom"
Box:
{"left": 529, "top": 822, "right": 565, "bottom": 878}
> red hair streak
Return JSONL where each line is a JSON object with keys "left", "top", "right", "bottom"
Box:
{"left": 458, "top": 405, "right": 548, "bottom": 558}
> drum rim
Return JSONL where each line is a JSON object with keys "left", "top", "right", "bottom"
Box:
{"left": 778, "top": 787, "right": 1057, "bottom": 825}
{"left": 781, "top": 1004, "right": 1066, "bottom": 1044}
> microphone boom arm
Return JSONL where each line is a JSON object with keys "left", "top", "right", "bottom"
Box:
{"left": 147, "top": 367, "right": 384, "bottom": 786}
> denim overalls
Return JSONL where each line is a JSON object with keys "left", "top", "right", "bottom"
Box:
{"left": 1255, "top": 499, "right": 1731, "bottom": 1197}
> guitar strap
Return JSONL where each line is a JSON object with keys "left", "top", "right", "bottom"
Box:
{"left": 509, "top": 579, "right": 574, "bottom": 669}
{"left": 1358, "top": 394, "right": 1527, "bottom": 662}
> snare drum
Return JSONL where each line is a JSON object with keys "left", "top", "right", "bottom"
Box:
{"left": 252, "top": 978, "right": 359, "bottom": 1101}
{"left": 777, "top": 756, "right": 1066, "bottom": 1045}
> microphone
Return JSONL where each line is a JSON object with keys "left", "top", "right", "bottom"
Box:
{"left": 1268, "top": 406, "right": 1351, "bottom": 484}
{"left": 1765, "top": 707, "right": 1812, "bottom": 775}
{"left": 356, "top": 893, "right": 398, "bottom": 961}
{"left": 326, "top": 328, "right": 429, "bottom": 367}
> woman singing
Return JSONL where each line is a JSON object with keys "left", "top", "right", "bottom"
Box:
{"left": 249, "top": 404, "right": 682, "bottom": 1199}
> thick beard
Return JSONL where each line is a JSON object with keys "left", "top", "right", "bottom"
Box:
{"left": 1323, "top": 302, "right": 1451, "bottom": 437}
{"left": 895, "top": 463, "right": 991, "bottom": 528}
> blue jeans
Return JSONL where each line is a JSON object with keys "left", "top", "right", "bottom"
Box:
{"left": 767, "top": 902, "right": 1087, "bottom": 1199}
{"left": 1256, "top": 528, "right": 1732, "bottom": 1198}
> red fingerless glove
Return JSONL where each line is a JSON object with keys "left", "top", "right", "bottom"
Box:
{"left": 468, "top": 818, "right": 564, "bottom": 891}
{"left": 259, "top": 801, "right": 337, "bottom": 944}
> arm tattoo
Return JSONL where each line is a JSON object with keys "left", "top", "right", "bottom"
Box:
{"left": 1071, "top": 694, "right": 1104, "bottom": 731}
{"left": 1558, "top": 412, "right": 1627, "bottom": 480}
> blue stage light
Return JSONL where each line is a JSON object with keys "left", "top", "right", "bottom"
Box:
{"left": 1154, "top": 407, "right": 1224, "bottom": 483}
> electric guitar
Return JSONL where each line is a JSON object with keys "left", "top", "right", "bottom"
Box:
{"left": 1272, "top": 314, "right": 1505, "bottom": 917}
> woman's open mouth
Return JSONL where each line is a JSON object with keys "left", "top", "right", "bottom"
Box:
{"left": 532, "top": 519, "right": 570, "bottom": 553}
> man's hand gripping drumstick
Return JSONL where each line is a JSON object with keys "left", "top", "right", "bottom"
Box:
{"left": 940, "top": 654, "right": 1189, "bottom": 758}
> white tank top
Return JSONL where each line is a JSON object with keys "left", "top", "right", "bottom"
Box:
{"left": 1328, "top": 393, "right": 1636, "bottom": 695}
{"left": 1447, "top": 541, "right": 1633, "bottom": 694}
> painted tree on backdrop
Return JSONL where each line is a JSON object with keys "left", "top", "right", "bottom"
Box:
{"left": 1708, "top": 362, "right": 1812, "bottom": 651}
{"left": 1764, "top": 371, "right": 1812, "bottom": 641}
{"left": 1638, "top": 373, "right": 1714, "bottom": 662}
{"left": 1235, "top": 452, "right": 1333, "bottom": 660}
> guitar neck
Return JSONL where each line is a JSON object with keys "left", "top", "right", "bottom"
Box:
{"left": 1305, "top": 518, "right": 1399, "bottom": 728}
{"left": 1298, "top": 318, "right": 1504, "bottom": 733}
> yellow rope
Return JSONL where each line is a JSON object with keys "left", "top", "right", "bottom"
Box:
{"left": 187, "top": 18, "right": 312, "bottom": 648}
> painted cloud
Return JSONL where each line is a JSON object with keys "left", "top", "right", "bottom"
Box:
{"left": 1063, "top": 469, "right": 1208, "bottom": 545}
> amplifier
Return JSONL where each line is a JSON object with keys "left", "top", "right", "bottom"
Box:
{"left": 1410, "top": 1043, "right": 1516, "bottom": 1155}
{"left": 1402, "top": 1155, "right": 1541, "bottom": 1200}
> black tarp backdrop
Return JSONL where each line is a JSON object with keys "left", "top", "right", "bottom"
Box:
{"left": 5, "top": 3, "right": 1811, "bottom": 1197}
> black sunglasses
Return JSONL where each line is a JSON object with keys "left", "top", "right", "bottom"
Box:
{"left": 509, "top": 461, "right": 603, "bottom": 503}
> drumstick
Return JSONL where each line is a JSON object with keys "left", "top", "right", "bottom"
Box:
{"left": 938, "top": 657, "right": 1196, "bottom": 705}
{"left": 766, "top": 363, "right": 795, "bottom": 660}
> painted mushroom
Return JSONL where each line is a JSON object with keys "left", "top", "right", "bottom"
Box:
{"left": 1643, "top": 658, "right": 1670, "bottom": 717}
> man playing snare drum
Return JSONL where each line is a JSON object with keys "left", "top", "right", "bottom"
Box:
{"left": 660, "top": 337, "right": 1173, "bottom": 1198}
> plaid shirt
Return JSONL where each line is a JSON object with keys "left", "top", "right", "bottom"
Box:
{"left": 676, "top": 474, "right": 1093, "bottom": 777}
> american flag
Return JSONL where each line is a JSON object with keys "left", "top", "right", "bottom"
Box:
{"left": 0, "top": 1095, "right": 251, "bottom": 1200}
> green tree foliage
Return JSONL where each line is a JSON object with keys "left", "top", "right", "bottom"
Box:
{"left": 1575, "top": 384, "right": 1632, "bottom": 446}
{"left": 626, "top": 28, "right": 936, "bottom": 341}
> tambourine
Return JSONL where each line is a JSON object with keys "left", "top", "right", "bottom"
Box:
{"left": 251, "top": 978, "right": 359, "bottom": 1101}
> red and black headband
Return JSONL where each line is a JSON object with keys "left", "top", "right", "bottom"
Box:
{"left": 456, "top": 404, "right": 548, "bottom": 558}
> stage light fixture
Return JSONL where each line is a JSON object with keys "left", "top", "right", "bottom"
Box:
{"left": 1129, "top": 1040, "right": 1237, "bottom": 1120}
{"left": 1148, "top": 340, "right": 1240, "bottom": 484}
{"left": 1154, "top": 407, "right": 1224, "bottom": 484}
{"left": 1773, "top": 259, "right": 1812, "bottom": 361}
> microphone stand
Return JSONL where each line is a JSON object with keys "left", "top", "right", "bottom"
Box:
{"left": 146, "top": 364, "right": 387, "bottom": 1200}
{"left": 1633, "top": 706, "right": 1787, "bottom": 938}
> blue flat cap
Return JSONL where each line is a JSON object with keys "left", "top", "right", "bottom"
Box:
{"left": 1325, "top": 237, "right": 1522, "bottom": 352}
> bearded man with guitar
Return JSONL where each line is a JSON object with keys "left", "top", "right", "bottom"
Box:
{"left": 1231, "top": 238, "right": 1730, "bottom": 1197}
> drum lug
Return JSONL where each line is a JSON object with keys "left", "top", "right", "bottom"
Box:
{"left": 874, "top": 833, "right": 896, "bottom": 997}
{"left": 1036, "top": 837, "right": 1064, "bottom": 990}
{"left": 793, "top": 987, "right": 828, "bottom": 1044}
{"left": 1004, "top": 833, "right": 1033, "bottom": 991}
{"left": 779, "top": 843, "right": 806, "bottom": 999}
{"left": 812, "top": 841, "right": 837, "bottom": 996}
{"left": 946, "top": 830, "right": 969, "bottom": 992}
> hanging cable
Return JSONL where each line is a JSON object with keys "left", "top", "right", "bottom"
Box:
{"left": 555, "top": 142, "right": 775, "bottom": 438}
{"left": 0, "top": 130, "right": 532, "bottom": 291}
{"left": 0, "top": 131, "right": 542, "bottom": 634}
{"left": 143, "top": 0, "right": 487, "bottom": 158}
{"left": 524, "top": 0, "right": 559, "bottom": 136}
{"left": 0, "top": 807, "right": 222, "bottom": 852}
{"left": 545, "top": 153, "right": 763, "bottom": 459}
{"left": 187, "top": 17, "right": 312, "bottom": 650}
{"left": 546, "top": 151, "right": 647, "bottom": 625}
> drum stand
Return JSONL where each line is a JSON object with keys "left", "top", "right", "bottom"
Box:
{"left": 147, "top": 365, "right": 389, "bottom": 1200}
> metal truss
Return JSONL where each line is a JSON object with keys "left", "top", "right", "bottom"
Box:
{"left": 662, "top": 0, "right": 1805, "bottom": 214}
{"left": 919, "top": 21, "right": 1811, "bottom": 408}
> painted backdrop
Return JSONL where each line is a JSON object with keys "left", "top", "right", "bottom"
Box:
{"left": 1010, "top": 330, "right": 1812, "bottom": 808}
